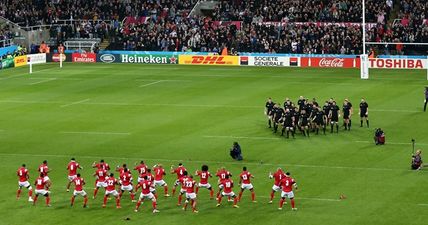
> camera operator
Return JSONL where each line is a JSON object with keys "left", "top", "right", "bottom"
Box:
{"left": 411, "top": 150, "right": 423, "bottom": 170}
{"left": 230, "top": 142, "right": 243, "bottom": 161}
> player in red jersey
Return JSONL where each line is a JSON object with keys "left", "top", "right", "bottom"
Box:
{"left": 103, "top": 173, "right": 121, "bottom": 208}
{"left": 238, "top": 167, "right": 256, "bottom": 202}
{"left": 182, "top": 175, "right": 198, "bottom": 213}
{"left": 119, "top": 168, "right": 136, "bottom": 202}
{"left": 216, "top": 175, "right": 239, "bottom": 208}
{"left": 38, "top": 160, "right": 51, "bottom": 183}
{"left": 92, "top": 159, "right": 110, "bottom": 171}
{"left": 134, "top": 175, "right": 160, "bottom": 213}
{"left": 16, "top": 164, "right": 33, "bottom": 202}
{"left": 93, "top": 168, "right": 108, "bottom": 199}
{"left": 70, "top": 173, "right": 88, "bottom": 208}
{"left": 134, "top": 161, "right": 148, "bottom": 183}
{"left": 268, "top": 167, "right": 286, "bottom": 203}
{"left": 66, "top": 158, "right": 82, "bottom": 192}
{"left": 216, "top": 167, "right": 232, "bottom": 200}
{"left": 175, "top": 170, "right": 189, "bottom": 206}
{"left": 278, "top": 172, "right": 298, "bottom": 211}
{"left": 195, "top": 165, "right": 214, "bottom": 199}
{"left": 116, "top": 163, "right": 128, "bottom": 176}
{"left": 171, "top": 163, "right": 187, "bottom": 196}
{"left": 153, "top": 164, "right": 169, "bottom": 197}
{"left": 33, "top": 173, "right": 51, "bottom": 207}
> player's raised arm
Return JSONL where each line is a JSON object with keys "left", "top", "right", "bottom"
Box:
{"left": 91, "top": 161, "right": 97, "bottom": 168}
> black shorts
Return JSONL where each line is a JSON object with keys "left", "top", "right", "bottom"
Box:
{"left": 343, "top": 113, "right": 350, "bottom": 119}
{"left": 301, "top": 122, "right": 308, "bottom": 127}
{"left": 331, "top": 116, "right": 338, "bottom": 122}
{"left": 284, "top": 122, "right": 293, "bottom": 128}
{"left": 316, "top": 120, "right": 324, "bottom": 126}
{"left": 360, "top": 111, "right": 368, "bottom": 118}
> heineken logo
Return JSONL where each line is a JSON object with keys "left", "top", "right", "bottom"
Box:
{"left": 121, "top": 54, "right": 178, "bottom": 64}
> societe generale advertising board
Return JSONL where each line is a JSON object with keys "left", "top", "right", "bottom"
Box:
{"left": 179, "top": 55, "right": 239, "bottom": 66}
{"left": 240, "top": 56, "right": 300, "bottom": 67}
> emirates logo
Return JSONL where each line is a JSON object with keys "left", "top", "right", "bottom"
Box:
{"left": 319, "top": 58, "right": 344, "bottom": 67}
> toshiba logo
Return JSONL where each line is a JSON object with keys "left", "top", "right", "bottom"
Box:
{"left": 191, "top": 56, "right": 226, "bottom": 64}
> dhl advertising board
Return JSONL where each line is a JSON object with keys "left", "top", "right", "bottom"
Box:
{"left": 179, "top": 55, "right": 239, "bottom": 66}
{"left": 14, "top": 55, "right": 28, "bottom": 67}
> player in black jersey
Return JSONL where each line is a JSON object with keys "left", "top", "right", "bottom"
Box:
{"left": 272, "top": 104, "right": 284, "bottom": 133}
{"left": 265, "top": 98, "right": 275, "bottom": 128}
{"left": 342, "top": 99, "right": 353, "bottom": 131}
{"left": 309, "top": 105, "right": 318, "bottom": 132}
{"left": 293, "top": 107, "right": 300, "bottom": 133}
{"left": 297, "top": 96, "right": 305, "bottom": 110}
{"left": 299, "top": 110, "right": 310, "bottom": 137}
{"left": 281, "top": 108, "right": 295, "bottom": 138}
{"left": 329, "top": 101, "right": 340, "bottom": 133}
{"left": 323, "top": 102, "right": 331, "bottom": 124}
{"left": 283, "top": 98, "right": 292, "bottom": 110}
{"left": 359, "top": 98, "right": 369, "bottom": 127}
{"left": 313, "top": 107, "right": 326, "bottom": 134}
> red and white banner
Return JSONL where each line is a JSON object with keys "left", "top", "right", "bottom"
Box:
{"left": 260, "top": 22, "right": 377, "bottom": 29}
{"left": 72, "top": 53, "right": 96, "bottom": 63}
{"left": 301, "top": 57, "right": 359, "bottom": 68}
{"left": 368, "top": 58, "right": 427, "bottom": 69}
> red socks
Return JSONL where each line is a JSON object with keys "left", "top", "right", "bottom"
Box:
{"left": 164, "top": 186, "right": 168, "bottom": 195}
{"left": 29, "top": 189, "right": 33, "bottom": 197}
{"left": 195, "top": 187, "right": 199, "bottom": 194}
{"left": 251, "top": 192, "right": 255, "bottom": 201}
{"left": 103, "top": 196, "right": 107, "bottom": 205}
{"left": 210, "top": 189, "right": 214, "bottom": 198}
{"left": 130, "top": 193, "right": 135, "bottom": 200}
{"left": 238, "top": 191, "right": 243, "bottom": 201}
{"left": 291, "top": 199, "right": 295, "bottom": 208}
{"left": 270, "top": 191, "right": 275, "bottom": 201}
{"left": 152, "top": 201, "right": 157, "bottom": 209}
{"left": 279, "top": 199, "right": 285, "bottom": 208}
{"left": 71, "top": 196, "right": 75, "bottom": 205}
{"left": 135, "top": 201, "right": 142, "bottom": 210}
{"left": 16, "top": 189, "right": 21, "bottom": 198}
{"left": 233, "top": 197, "right": 238, "bottom": 205}
{"left": 178, "top": 195, "right": 182, "bottom": 205}
{"left": 46, "top": 197, "right": 50, "bottom": 205}
{"left": 84, "top": 196, "right": 88, "bottom": 206}
{"left": 93, "top": 189, "right": 98, "bottom": 198}
{"left": 116, "top": 197, "right": 120, "bottom": 207}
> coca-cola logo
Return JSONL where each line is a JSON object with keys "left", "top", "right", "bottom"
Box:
{"left": 319, "top": 58, "right": 344, "bottom": 67}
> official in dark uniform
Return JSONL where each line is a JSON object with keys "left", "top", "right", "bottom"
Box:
{"left": 424, "top": 87, "right": 428, "bottom": 112}
{"left": 359, "top": 98, "right": 369, "bottom": 127}
{"left": 342, "top": 99, "right": 353, "bottom": 131}
{"left": 329, "top": 101, "right": 340, "bottom": 133}
{"left": 265, "top": 98, "right": 275, "bottom": 128}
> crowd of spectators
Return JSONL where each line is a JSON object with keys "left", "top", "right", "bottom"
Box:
{"left": 1, "top": 0, "right": 428, "bottom": 55}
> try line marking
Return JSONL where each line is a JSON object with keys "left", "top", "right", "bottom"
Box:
{"left": 0, "top": 152, "right": 416, "bottom": 173}
{"left": 60, "top": 131, "right": 131, "bottom": 136}
{"left": 355, "top": 140, "right": 428, "bottom": 146}
{"left": 60, "top": 99, "right": 91, "bottom": 108}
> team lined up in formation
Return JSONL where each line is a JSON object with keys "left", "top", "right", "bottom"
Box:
{"left": 16, "top": 159, "right": 298, "bottom": 213}
{"left": 265, "top": 96, "right": 370, "bottom": 138}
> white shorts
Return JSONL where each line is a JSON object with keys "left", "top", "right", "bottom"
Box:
{"left": 18, "top": 181, "right": 31, "bottom": 188}
{"left": 241, "top": 183, "right": 254, "bottom": 190}
{"left": 68, "top": 175, "right": 77, "bottom": 182}
{"left": 272, "top": 185, "right": 281, "bottom": 192}
{"left": 139, "top": 192, "right": 155, "bottom": 200}
{"left": 150, "top": 187, "right": 156, "bottom": 193}
{"left": 35, "top": 189, "right": 49, "bottom": 196}
{"left": 73, "top": 190, "right": 87, "bottom": 196}
{"left": 281, "top": 191, "right": 294, "bottom": 199}
{"left": 105, "top": 190, "right": 119, "bottom": 197}
{"left": 185, "top": 193, "right": 197, "bottom": 200}
{"left": 221, "top": 191, "right": 235, "bottom": 197}
{"left": 137, "top": 177, "right": 144, "bottom": 183}
{"left": 121, "top": 184, "right": 133, "bottom": 191}
{"left": 43, "top": 176, "right": 50, "bottom": 182}
{"left": 198, "top": 183, "right": 211, "bottom": 189}
{"left": 96, "top": 181, "right": 107, "bottom": 188}
{"left": 154, "top": 180, "right": 167, "bottom": 186}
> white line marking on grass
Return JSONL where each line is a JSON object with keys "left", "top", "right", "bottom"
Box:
{"left": 355, "top": 141, "right": 428, "bottom": 146}
{"left": 0, "top": 99, "right": 422, "bottom": 113}
{"left": 257, "top": 195, "right": 341, "bottom": 202}
{"left": 60, "top": 99, "right": 91, "bottom": 108}
{"left": 136, "top": 79, "right": 191, "bottom": 82}
{"left": 29, "top": 77, "right": 83, "bottom": 81}
{"left": 203, "top": 135, "right": 280, "bottom": 140}
{"left": 28, "top": 78, "right": 57, "bottom": 85}
{"left": 139, "top": 80, "right": 164, "bottom": 87}
{"left": 60, "top": 131, "right": 131, "bottom": 135}
{"left": 418, "top": 204, "right": 428, "bottom": 206}
{"left": 0, "top": 153, "right": 411, "bottom": 172}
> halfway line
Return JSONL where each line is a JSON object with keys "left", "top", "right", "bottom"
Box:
{"left": 203, "top": 135, "right": 280, "bottom": 140}
{"left": 60, "top": 99, "right": 91, "bottom": 108}
{"left": 28, "top": 78, "right": 57, "bottom": 85}
{"left": 139, "top": 80, "right": 163, "bottom": 87}
{"left": 60, "top": 131, "right": 131, "bottom": 136}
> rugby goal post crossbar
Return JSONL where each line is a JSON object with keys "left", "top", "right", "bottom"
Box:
{"left": 361, "top": 42, "right": 428, "bottom": 80}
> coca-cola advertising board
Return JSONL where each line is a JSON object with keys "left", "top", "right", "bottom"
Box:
{"left": 301, "top": 57, "right": 357, "bottom": 68}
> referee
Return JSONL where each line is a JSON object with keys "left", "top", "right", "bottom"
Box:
{"left": 424, "top": 87, "right": 428, "bottom": 112}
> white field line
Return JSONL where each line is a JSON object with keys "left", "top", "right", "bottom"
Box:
{"left": 29, "top": 77, "right": 84, "bottom": 81}
{"left": 139, "top": 80, "right": 164, "bottom": 87}
{"left": 136, "top": 79, "right": 191, "bottom": 82}
{"left": 256, "top": 195, "right": 341, "bottom": 202}
{"left": 59, "top": 131, "right": 131, "bottom": 136}
{"left": 418, "top": 203, "right": 428, "bottom": 206}
{"left": 60, "top": 98, "right": 91, "bottom": 108}
{"left": 0, "top": 152, "right": 416, "bottom": 173}
{"left": 355, "top": 140, "right": 428, "bottom": 146}
{"left": 28, "top": 78, "right": 57, "bottom": 85}
{"left": 0, "top": 99, "right": 420, "bottom": 113}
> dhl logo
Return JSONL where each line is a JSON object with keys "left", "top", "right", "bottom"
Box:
{"left": 190, "top": 56, "right": 226, "bottom": 64}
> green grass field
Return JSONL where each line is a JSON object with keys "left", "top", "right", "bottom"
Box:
{"left": 1, "top": 63, "right": 428, "bottom": 225}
